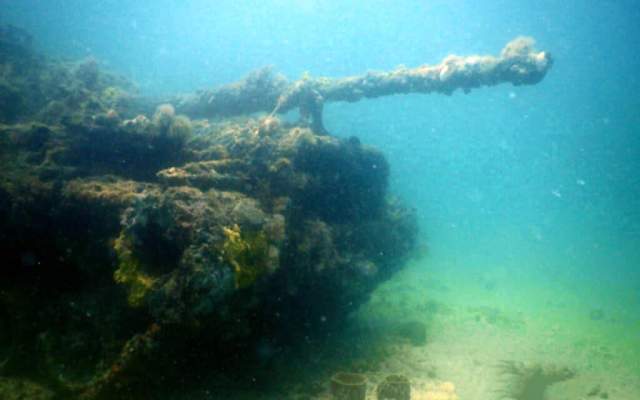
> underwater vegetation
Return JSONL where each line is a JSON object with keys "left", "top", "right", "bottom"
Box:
{"left": 0, "top": 26, "right": 418, "bottom": 399}
{"left": 496, "top": 360, "right": 575, "bottom": 400}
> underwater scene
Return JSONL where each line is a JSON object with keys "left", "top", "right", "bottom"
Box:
{"left": 1, "top": 1, "right": 639, "bottom": 399}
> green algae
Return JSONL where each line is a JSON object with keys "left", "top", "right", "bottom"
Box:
{"left": 222, "top": 224, "right": 273, "bottom": 289}
{"left": 113, "top": 233, "right": 156, "bottom": 307}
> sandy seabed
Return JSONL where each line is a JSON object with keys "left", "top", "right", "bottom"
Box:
{"left": 343, "top": 256, "right": 640, "bottom": 400}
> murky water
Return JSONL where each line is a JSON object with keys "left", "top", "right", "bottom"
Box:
{"left": 1, "top": 1, "right": 638, "bottom": 399}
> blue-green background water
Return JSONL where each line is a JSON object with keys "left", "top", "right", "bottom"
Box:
{"left": 2, "top": 0, "right": 639, "bottom": 395}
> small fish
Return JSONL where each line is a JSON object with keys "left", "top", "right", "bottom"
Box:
{"left": 551, "top": 189, "right": 562, "bottom": 198}
{"left": 576, "top": 179, "right": 586, "bottom": 186}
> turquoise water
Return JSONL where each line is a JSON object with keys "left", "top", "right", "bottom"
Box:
{"left": 2, "top": 1, "right": 639, "bottom": 398}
